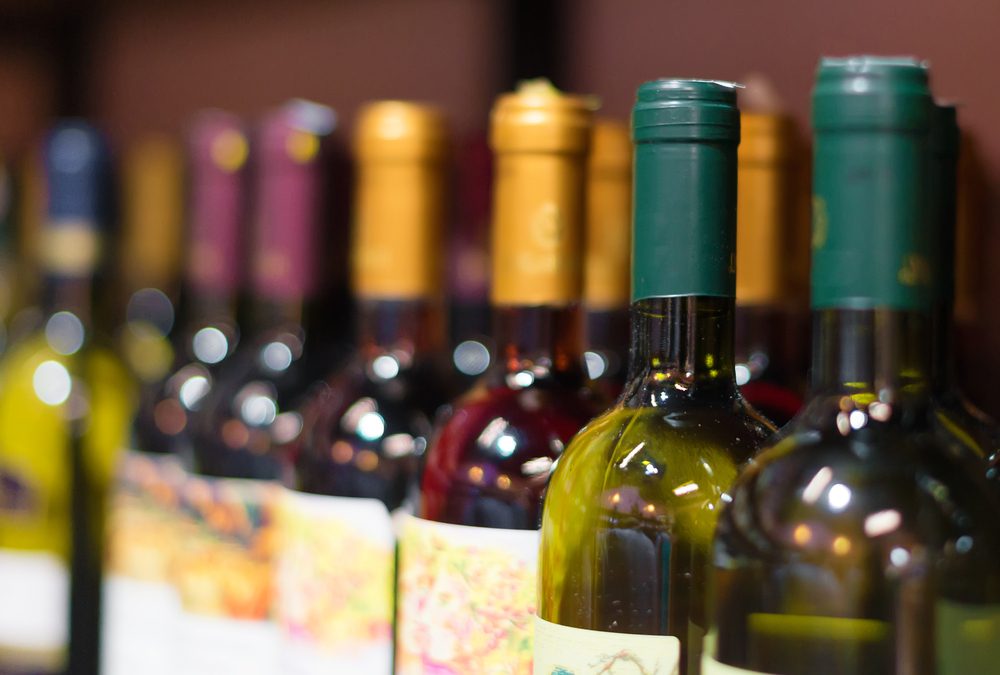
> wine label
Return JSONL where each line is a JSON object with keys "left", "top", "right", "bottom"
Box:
{"left": 274, "top": 489, "right": 395, "bottom": 674}
{"left": 533, "top": 615, "right": 681, "bottom": 675}
{"left": 101, "top": 450, "right": 187, "bottom": 675}
{"left": 396, "top": 515, "right": 539, "bottom": 674}
{"left": 936, "top": 599, "right": 1000, "bottom": 674}
{"left": 173, "top": 476, "right": 280, "bottom": 675}
{"left": 0, "top": 549, "right": 67, "bottom": 671}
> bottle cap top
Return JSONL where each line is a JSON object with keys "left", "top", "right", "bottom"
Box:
{"left": 813, "top": 56, "right": 931, "bottom": 131}
{"left": 490, "top": 80, "right": 594, "bottom": 154}
{"left": 739, "top": 112, "right": 795, "bottom": 164}
{"left": 633, "top": 79, "right": 740, "bottom": 142}
{"left": 355, "top": 101, "right": 447, "bottom": 161}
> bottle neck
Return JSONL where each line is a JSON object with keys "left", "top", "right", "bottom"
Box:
{"left": 356, "top": 297, "right": 444, "bottom": 365}
{"left": 245, "top": 293, "right": 306, "bottom": 336}
{"left": 930, "top": 301, "right": 955, "bottom": 395}
{"left": 43, "top": 274, "right": 93, "bottom": 326}
{"left": 492, "top": 304, "right": 584, "bottom": 379}
{"left": 810, "top": 307, "right": 932, "bottom": 403}
{"left": 623, "top": 296, "right": 736, "bottom": 404}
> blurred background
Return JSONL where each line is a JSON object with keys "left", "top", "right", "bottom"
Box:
{"left": 1, "top": 0, "right": 997, "bottom": 411}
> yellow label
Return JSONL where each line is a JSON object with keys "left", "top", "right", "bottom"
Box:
{"left": 533, "top": 615, "right": 680, "bottom": 674}
{"left": 701, "top": 654, "right": 774, "bottom": 674}
{"left": 492, "top": 154, "right": 585, "bottom": 306}
{"left": 274, "top": 489, "right": 394, "bottom": 672}
{"left": 396, "top": 516, "right": 538, "bottom": 674}
{"left": 736, "top": 159, "right": 788, "bottom": 304}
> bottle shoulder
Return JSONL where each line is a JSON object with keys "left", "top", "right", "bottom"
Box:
{"left": 718, "top": 421, "right": 1000, "bottom": 571}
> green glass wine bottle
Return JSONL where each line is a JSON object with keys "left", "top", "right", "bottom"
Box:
{"left": 704, "top": 57, "right": 1000, "bottom": 675}
{"left": 536, "top": 79, "right": 776, "bottom": 675}
{"left": 926, "top": 104, "right": 1000, "bottom": 483}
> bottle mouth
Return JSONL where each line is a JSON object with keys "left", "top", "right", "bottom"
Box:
{"left": 632, "top": 79, "right": 740, "bottom": 142}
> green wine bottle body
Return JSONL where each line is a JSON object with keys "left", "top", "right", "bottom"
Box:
{"left": 710, "top": 396, "right": 1000, "bottom": 675}
{"left": 538, "top": 394, "right": 770, "bottom": 674}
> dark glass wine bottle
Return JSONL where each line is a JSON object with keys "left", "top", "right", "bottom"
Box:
{"left": 394, "top": 81, "right": 600, "bottom": 674}
{"left": 103, "top": 114, "right": 249, "bottom": 675}
{"left": 275, "top": 100, "right": 450, "bottom": 673}
{"left": 0, "top": 122, "right": 135, "bottom": 675}
{"left": 582, "top": 118, "right": 631, "bottom": 400}
{"left": 926, "top": 104, "right": 1000, "bottom": 482}
{"left": 176, "top": 100, "right": 334, "bottom": 675}
{"left": 735, "top": 112, "right": 806, "bottom": 426}
{"left": 101, "top": 134, "right": 188, "bottom": 675}
{"left": 705, "top": 57, "right": 1000, "bottom": 675}
{"left": 536, "top": 79, "right": 775, "bottom": 675}
{"left": 132, "top": 112, "right": 249, "bottom": 461}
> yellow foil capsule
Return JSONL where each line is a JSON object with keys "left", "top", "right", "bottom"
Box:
{"left": 489, "top": 80, "right": 593, "bottom": 306}
{"left": 352, "top": 101, "right": 449, "bottom": 300}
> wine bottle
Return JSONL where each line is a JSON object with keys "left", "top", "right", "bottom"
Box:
{"left": 735, "top": 112, "right": 806, "bottom": 426}
{"left": 582, "top": 119, "right": 631, "bottom": 400}
{"left": 0, "top": 122, "right": 136, "bottom": 675}
{"left": 133, "top": 111, "right": 249, "bottom": 461}
{"left": 535, "top": 79, "right": 775, "bottom": 675}
{"left": 175, "top": 100, "right": 334, "bottom": 675}
{"left": 395, "top": 81, "right": 599, "bottom": 674}
{"left": 926, "top": 104, "right": 1000, "bottom": 479}
{"left": 117, "top": 134, "right": 185, "bottom": 386}
{"left": 705, "top": 57, "right": 1000, "bottom": 675}
{"left": 275, "top": 100, "right": 450, "bottom": 674}
{"left": 101, "top": 134, "right": 187, "bottom": 675}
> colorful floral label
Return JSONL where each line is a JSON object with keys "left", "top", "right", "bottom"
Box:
{"left": 102, "top": 450, "right": 187, "bottom": 675}
{"left": 533, "top": 615, "right": 681, "bottom": 675}
{"left": 172, "top": 476, "right": 280, "bottom": 675}
{"left": 396, "top": 515, "right": 539, "bottom": 674}
{"left": 274, "top": 489, "right": 395, "bottom": 674}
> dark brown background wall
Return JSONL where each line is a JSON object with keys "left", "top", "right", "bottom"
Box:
{"left": 2, "top": 0, "right": 998, "bottom": 411}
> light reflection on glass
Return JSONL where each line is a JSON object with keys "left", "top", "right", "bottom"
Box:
{"left": 832, "top": 535, "right": 852, "bottom": 555}
{"left": 383, "top": 433, "right": 415, "bottom": 458}
{"left": 453, "top": 339, "right": 490, "bottom": 376}
{"left": 260, "top": 341, "right": 294, "bottom": 372}
{"left": 734, "top": 363, "right": 751, "bottom": 386}
{"left": 496, "top": 434, "right": 517, "bottom": 457}
{"left": 126, "top": 288, "right": 175, "bottom": 336}
{"left": 192, "top": 327, "right": 229, "bottom": 364}
{"left": 849, "top": 409, "right": 867, "bottom": 430}
{"left": 372, "top": 354, "right": 400, "bottom": 380}
{"left": 521, "top": 456, "right": 553, "bottom": 476}
{"left": 357, "top": 411, "right": 386, "bottom": 441}
{"left": 509, "top": 370, "right": 534, "bottom": 388}
{"left": 468, "top": 465, "right": 484, "bottom": 484}
{"left": 241, "top": 394, "right": 277, "bottom": 427}
{"left": 864, "top": 509, "right": 901, "bottom": 537}
{"left": 584, "top": 351, "right": 607, "bottom": 379}
{"left": 802, "top": 466, "right": 833, "bottom": 504}
{"left": 827, "top": 483, "right": 852, "bottom": 511}
{"left": 45, "top": 312, "right": 84, "bottom": 355}
{"left": 271, "top": 411, "right": 303, "bottom": 444}
{"left": 890, "top": 547, "right": 910, "bottom": 566}
{"left": 673, "top": 481, "right": 698, "bottom": 496}
{"left": 33, "top": 360, "right": 71, "bottom": 406}
{"left": 793, "top": 523, "right": 812, "bottom": 545}
{"left": 179, "top": 375, "right": 210, "bottom": 410}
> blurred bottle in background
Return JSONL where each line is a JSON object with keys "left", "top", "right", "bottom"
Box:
{"left": 395, "top": 81, "right": 600, "bottom": 674}
{"left": 0, "top": 122, "right": 135, "bottom": 675}
{"left": 132, "top": 111, "right": 249, "bottom": 462}
{"left": 101, "top": 134, "right": 187, "bottom": 675}
{"left": 734, "top": 111, "right": 806, "bottom": 426}
{"left": 448, "top": 134, "right": 494, "bottom": 385}
{"left": 926, "top": 105, "right": 1000, "bottom": 479}
{"left": 276, "top": 100, "right": 451, "bottom": 675}
{"left": 582, "top": 118, "right": 630, "bottom": 399}
{"left": 175, "top": 100, "right": 333, "bottom": 675}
